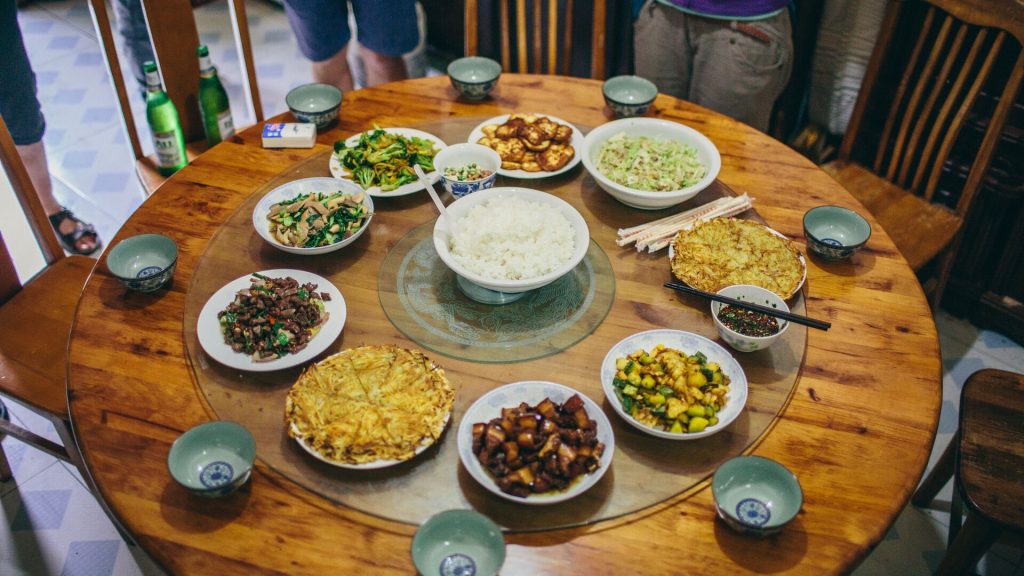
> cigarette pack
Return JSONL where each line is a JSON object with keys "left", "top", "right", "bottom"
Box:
{"left": 261, "top": 123, "right": 316, "bottom": 148}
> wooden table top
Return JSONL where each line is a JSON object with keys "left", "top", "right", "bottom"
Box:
{"left": 67, "top": 75, "right": 942, "bottom": 575}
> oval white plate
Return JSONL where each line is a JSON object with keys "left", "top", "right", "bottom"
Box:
{"left": 329, "top": 127, "right": 447, "bottom": 197}
{"left": 600, "top": 329, "right": 748, "bottom": 440}
{"left": 196, "top": 269, "right": 346, "bottom": 372}
{"left": 667, "top": 222, "right": 807, "bottom": 300}
{"left": 290, "top": 411, "right": 451, "bottom": 470}
{"left": 252, "top": 177, "right": 374, "bottom": 255}
{"left": 457, "top": 381, "right": 615, "bottom": 505}
{"left": 467, "top": 114, "right": 585, "bottom": 179}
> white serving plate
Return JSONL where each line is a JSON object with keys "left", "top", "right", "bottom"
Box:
{"left": 290, "top": 412, "right": 451, "bottom": 470}
{"left": 667, "top": 222, "right": 807, "bottom": 300}
{"left": 329, "top": 127, "right": 447, "bottom": 197}
{"left": 196, "top": 269, "right": 345, "bottom": 372}
{"left": 466, "top": 114, "right": 585, "bottom": 179}
{"left": 457, "top": 381, "right": 615, "bottom": 505}
{"left": 252, "top": 177, "right": 373, "bottom": 255}
{"left": 600, "top": 329, "right": 748, "bottom": 440}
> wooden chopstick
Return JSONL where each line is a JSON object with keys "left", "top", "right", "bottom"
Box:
{"left": 663, "top": 282, "right": 832, "bottom": 331}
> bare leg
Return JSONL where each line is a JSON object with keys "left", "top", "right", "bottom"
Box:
{"left": 311, "top": 44, "right": 354, "bottom": 93}
{"left": 361, "top": 46, "right": 407, "bottom": 87}
{"left": 16, "top": 141, "right": 97, "bottom": 253}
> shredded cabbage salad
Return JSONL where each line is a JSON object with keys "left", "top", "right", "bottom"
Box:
{"left": 596, "top": 132, "right": 706, "bottom": 191}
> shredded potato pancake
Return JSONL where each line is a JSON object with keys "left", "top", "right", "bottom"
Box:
{"left": 285, "top": 345, "right": 455, "bottom": 465}
{"left": 670, "top": 218, "right": 805, "bottom": 299}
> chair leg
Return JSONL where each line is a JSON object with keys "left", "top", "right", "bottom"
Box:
{"left": 936, "top": 509, "right": 1002, "bottom": 576}
{"left": 912, "top": 438, "right": 956, "bottom": 507}
{"left": 52, "top": 416, "right": 137, "bottom": 547}
{"left": 929, "top": 236, "right": 961, "bottom": 310}
{"left": 0, "top": 444, "right": 12, "bottom": 482}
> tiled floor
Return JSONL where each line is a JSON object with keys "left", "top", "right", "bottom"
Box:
{"left": 3, "top": 1, "right": 1024, "bottom": 575}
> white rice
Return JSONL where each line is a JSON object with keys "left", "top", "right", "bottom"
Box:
{"left": 449, "top": 195, "right": 575, "bottom": 280}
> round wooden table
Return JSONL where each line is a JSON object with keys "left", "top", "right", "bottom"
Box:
{"left": 68, "top": 75, "right": 942, "bottom": 575}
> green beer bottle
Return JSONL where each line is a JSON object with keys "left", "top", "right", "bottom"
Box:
{"left": 197, "top": 45, "right": 235, "bottom": 146}
{"left": 143, "top": 61, "right": 187, "bottom": 176}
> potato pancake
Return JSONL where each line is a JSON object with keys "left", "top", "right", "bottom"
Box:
{"left": 285, "top": 345, "right": 455, "bottom": 465}
{"left": 670, "top": 218, "right": 805, "bottom": 299}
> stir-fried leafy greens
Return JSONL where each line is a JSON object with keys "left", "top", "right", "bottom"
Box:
{"left": 333, "top": 126, "right": 438, "bottom": 191}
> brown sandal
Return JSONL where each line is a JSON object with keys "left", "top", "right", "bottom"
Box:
{"left": 48, "top": 208, "right": 102, "bottom": 256}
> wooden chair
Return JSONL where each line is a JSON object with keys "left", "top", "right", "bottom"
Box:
{"left": 822, "top": 0, "right": 1024, "bottom": 308}
{"left": 0, "top": 116, "right": 96, "bottom": 482}
{"left": 87, "top": 0, "right": 264, "bottom": 194}
{"left": 912, "top": 369, "right": 1024, "bottom": 576}
{"left": 464, "top": 0, "right": 606, "bottom": 79}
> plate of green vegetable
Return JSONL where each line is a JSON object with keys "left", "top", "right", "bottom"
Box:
{"left": 253, "top": 177, "right": 373, "bottom": 255}
{"left": 329, "top": 126, "right": 446, "bottom": 197}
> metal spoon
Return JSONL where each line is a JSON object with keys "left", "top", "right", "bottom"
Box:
{"left": 413, "top": 164, "right": 462, "bottom": 241}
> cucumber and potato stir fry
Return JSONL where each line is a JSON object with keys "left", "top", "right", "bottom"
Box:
{"left": 612, "top": 345, "right": 730, "bottom": 434}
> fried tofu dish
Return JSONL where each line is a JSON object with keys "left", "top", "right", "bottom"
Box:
{"left": 285, "top": 345, "right": 455, "bottom": 465}
{"left": 670, "top": 218, "right": 805, "bottom": 299}
{"left": 476, "top": 114, "right": 575, "bottom": 172}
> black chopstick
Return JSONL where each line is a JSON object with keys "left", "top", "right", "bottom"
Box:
{"left": 663, "top": 282, "right": 832, "bottom": 331}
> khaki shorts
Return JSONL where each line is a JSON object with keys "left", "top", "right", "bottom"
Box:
{"left": 634, "top": 1, "right": 793, "bottom": 132}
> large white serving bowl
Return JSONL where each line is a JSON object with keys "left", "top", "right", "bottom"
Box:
{"left": 600, "top": 329, "right": 747, "bottom": 440}
{"left": 253, "top": 177, "right": 373, "bottom": 255}
{"left": 457, "top": 380, "right": 615, "bottom": 505}
{"left": 581, "top": 117, "right": 721, "bottom": 210}
{"left": 432, "top": 187, "right": 590, "bottom": 294}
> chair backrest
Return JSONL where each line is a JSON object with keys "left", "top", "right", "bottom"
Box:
{"left": 87, "top": 0, "right": 263, "bottom": 161}
{"left": 0, "top": 116, "right": 63, "bottom": 305}
{"left": 838, "top": 0, "right": 1024, "bottom": 218}
{"left": 464, "top": 0, "right": 606, "bottom": 79}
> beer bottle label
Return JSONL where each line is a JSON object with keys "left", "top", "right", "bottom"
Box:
{"left": 217, "top": 111, "right": 235, "bottom": 140}
{"left": 153, "top": 130, "right": 184, "bottom": 167}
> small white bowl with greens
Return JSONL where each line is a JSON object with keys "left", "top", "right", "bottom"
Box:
{"left": 581, "top": 118, "right": 720, "bottom": 210}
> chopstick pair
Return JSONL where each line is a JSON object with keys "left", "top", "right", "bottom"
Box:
{"left": 663, "top": 282, "right": 832, "bottom": 331}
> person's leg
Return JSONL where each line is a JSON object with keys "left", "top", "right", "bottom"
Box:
{"left": 633, "top": 0, "right": 691, "bottom": 101}
{"left": 311, "top": 44, "right": 354, "bottom": 92}
{"left": 0, "top": 0, "right": 98, "bottom": 254}
{"left": 283, "top": 0, "right": 353, "bottom": 93}
{"left": 351, "top": 0, "right": 417, "bottom": 86}
{"left": 687, "top": 11, "right": 793, "bottom": 131}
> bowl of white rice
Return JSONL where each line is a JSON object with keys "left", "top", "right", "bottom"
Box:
{"left": 433, "top": 187, "right": 590, "bottom": 297}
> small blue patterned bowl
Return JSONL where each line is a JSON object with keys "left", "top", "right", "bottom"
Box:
{"left": 712, "top": 455, "right": 802, "bottom": 537}
{"left": 434, "top": 143, "right": 501, "bottom": 198}
{"left": 803, "top": 205, "right": 871, "bottom": 261}
{"left": 106, "top": 233, "right": 177, "bottom": 293}
{"left": 447, "top": 57, "right": 501, "bottom": 101}
{"left": 412, "top": 509, "right": 505, "bottom": 576}
{"left": 167, "top": 421, "right": 256, "bottom": 498}
{"left": 603, "top": 75, "right": 658, "bottom": 118}
{"left": 286, "top": 83, "right": 342, "bottom": 130}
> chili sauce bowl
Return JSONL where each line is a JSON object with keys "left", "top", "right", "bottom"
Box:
{"left": 603, "top": 75, "right": 658, "bottom": 118}
{"left": 447, "top": 56, "right": 501, "bottom": 101}
{"left": 286, "top": 83, "right": 342, "bottom": 130}
{"left": 106, "top": 233, "right": 177, "bottom": 293}
{"left": 167, "top": 421, "right": 256, "bottom": 498}
{"left": 411, "top": 509, "right": 506, "bottom": 576}
{"left": 434, "top": 143, "right": 501, "bottom": 198}
{"left": 803, "top": 205, "right": 871, "bottom": 260}
{"left": 712, "top": 455, "right": 802, "bottom": 537}
{"left": 711, "top": 285, "right": 790, "bottom": 353}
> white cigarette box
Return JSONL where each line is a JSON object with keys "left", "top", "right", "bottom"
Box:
{"left": 261, "top": 123, "right": 316, "bottom": 148}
